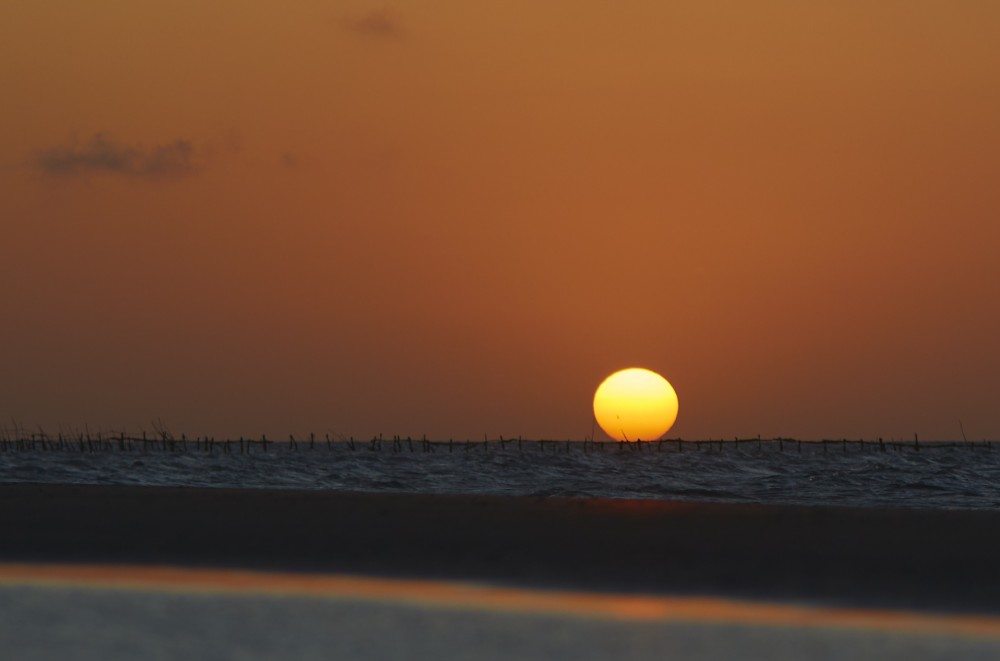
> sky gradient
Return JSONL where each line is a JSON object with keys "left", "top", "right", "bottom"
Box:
{"left": 3, "top": 1, "right": 999, "bottom": 441}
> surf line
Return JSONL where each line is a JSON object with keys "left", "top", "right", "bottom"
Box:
{"left": 0, "top": 562, "right": 998, "bottom": 639}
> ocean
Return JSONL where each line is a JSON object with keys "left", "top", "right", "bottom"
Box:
{"left": 1, "top": 438, "right": 998, "bottom": 510}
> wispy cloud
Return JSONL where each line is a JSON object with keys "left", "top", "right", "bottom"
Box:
{"left": 341, "top": 8, "right": 403, "bottom": 39}
{"left": 35, "top": 133, "right": 198, "bottom": 179}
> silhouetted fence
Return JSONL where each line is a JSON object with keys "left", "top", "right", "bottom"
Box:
{"left": 0, "top": 430, "right": 992, "bottom": 455}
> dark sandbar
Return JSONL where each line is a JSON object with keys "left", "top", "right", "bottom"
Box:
{"left": 1, "top": 484, "right": 998, "bottom": 614}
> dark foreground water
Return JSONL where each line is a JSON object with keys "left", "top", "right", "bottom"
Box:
{"left": 2, "top": 440, "right": 998, "bottom": 510}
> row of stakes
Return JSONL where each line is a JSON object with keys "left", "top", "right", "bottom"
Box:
{"left": 0, "top": 432, "right": 992, "bottom": 455}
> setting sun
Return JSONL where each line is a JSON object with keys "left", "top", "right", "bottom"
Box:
{"left": 593, "top": 368, "right": 679, "bottom": 442}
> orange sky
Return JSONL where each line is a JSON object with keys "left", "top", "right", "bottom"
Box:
{"left": 2, "top": 1, "right": 999, "bottom": 441}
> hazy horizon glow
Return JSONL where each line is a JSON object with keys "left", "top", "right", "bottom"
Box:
{"left": 2, "top": 2, "right": 999, "bottom": 441}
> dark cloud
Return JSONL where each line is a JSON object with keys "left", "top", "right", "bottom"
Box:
{"left": 341, "top": 8, "right": 402, "bottom": 39}
{"left": 36, "top": 133, "right": 198, "bottom": 178}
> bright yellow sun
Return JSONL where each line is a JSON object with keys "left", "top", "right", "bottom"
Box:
{"left": 593, "top": 368, "right": 679, "bottom": 442}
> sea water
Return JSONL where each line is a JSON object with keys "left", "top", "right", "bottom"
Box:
{"left": 1, "top": 441, "right": 998, "bottom": 510}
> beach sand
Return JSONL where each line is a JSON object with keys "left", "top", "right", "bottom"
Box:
{"left": 1, "top": 484, "right": 999, "bottom": 659}
{"left": 1, "top": 484, "right": 998, "bottom": 611}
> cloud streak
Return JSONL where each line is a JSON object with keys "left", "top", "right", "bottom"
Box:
{"left": 341, "top": 8, "right": 403, "bottom": 39}
{"left": 36, "top": 133, "right": 198, "bottom": 178}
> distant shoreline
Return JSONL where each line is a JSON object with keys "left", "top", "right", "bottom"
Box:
{"left": 0, "top": 434, "right": 994, "bottom": 454}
